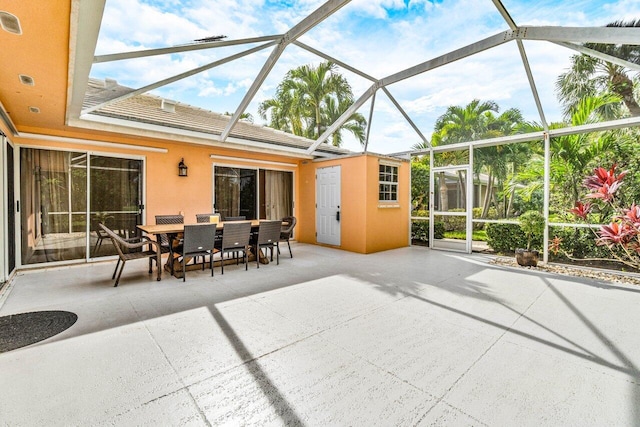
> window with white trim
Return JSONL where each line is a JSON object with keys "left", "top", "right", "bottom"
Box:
{"left": 379, "top": 163, "right": 398, "bottom": 201}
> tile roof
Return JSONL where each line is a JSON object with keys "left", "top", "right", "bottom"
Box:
{"left": 83, "top": 79, "right": 351, "bottom": 156}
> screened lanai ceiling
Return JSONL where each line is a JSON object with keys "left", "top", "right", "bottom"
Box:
{"left": 70, "top": 0, "right": 640, "bottom": 156}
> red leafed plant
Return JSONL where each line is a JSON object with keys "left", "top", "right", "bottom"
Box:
{"left": 562, "top": 164, "right": 640, "bottom": 270}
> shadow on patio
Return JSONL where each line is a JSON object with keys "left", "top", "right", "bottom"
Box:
{"left": 1, "top": 243, "right": 639, "bottom": 425}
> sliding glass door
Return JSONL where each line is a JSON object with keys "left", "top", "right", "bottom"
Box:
{"left": 214, "top": 166, "right": 292, "bottom": 220}
{"left": 20, "top": 148, "right": 143, "bottom": 265}
{"left": 89, "top": 155, "right": 143, "bottom": 258}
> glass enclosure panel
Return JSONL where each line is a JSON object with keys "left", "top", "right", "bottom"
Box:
{"left": 548, "top": 224, "right": 618, "bottom": 268}
{"left": 89, "top": 155, "right": 143, "bottom": 258}
{"left": 214, "top": 167, "right": 257, "bottom": 220}
{"left": 20, "top": 149, "right": 87, "bottom": 264}
{"left": 432, "top": 214, "right": 467, "bottom": 251}
{"left": 433, "top": 169, "right": 467, "bottom": 212}
{"left": 473, "top": 140, "right": 543, "bottom": 221}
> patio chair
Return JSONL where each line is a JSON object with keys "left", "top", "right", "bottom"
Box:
{"left": 219, "top": 221, "right": 252, "bottom": 274}
{"left": 279, "top": 216, "right": 297, "bottom": 258}
{"left": 179, "top": 224, "right": 219, "bottom": 282}
{"left": 195, "top": 213, "right": 222, "bottom": 262}
{"left": 253, "top": 220, "right": 282, "bottom": 268}
{"left": 155, "top": 214, "right": 184, "bottom": 275}
{"left": 196, "top": 213, "right": 221, "bottom": 224}
{"left": 155, "top": 214, "right": 184, "bottom": 250}
{"left": 224, "top": 215, "right": 246, "bottom": 221}
{"left": 99, "top": 223, "right": 163, "bottom": 287}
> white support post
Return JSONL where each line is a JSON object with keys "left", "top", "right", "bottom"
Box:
{"left": 363, "top": 91, "right": 376, "bottom": 153}
{"left": 543, "top": 132, "right": 551, "bottom": 264}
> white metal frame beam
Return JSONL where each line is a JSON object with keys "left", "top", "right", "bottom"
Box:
{"left": 306, "top": 30, "right": 512, "bottom": 154}
{"left": 93, "top": 35, "right": 282, "bottom": 63}
{"left": 294, "top": 41, "right": 429, "bottom": 148}
{"left": 516, "top": 26, "right": 640, "bottom": 44}
{"left": 220, "top": 0, "right": 352, "bottom": 142}
{"left": 81, "top": 41, "right": 277, "bottom": 115}
{"left": 553, "top": 41, "right": 640, "bottom": 72}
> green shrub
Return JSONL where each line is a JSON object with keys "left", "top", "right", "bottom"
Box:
{"left": 443, "top": 208, "right": 466, "bottom": 232}
{"left": 412, "top": 209, "right": 429, "bottom": 217}
{"left": 486, "top": 222, "right": 530, "bottom": 254}
{"left": 519, "top": 210, "right": 545, "bottom": 251}
{"left": 548, "top": 226, "right": 610, "bottom": 261}
{"left": 411, "top": 219, "right": 445, "bottom": 243}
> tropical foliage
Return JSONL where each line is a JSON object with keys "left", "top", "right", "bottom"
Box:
{"left": 258, "top": 61, "right": 366, "bottom": 147}
{"left": 551, "top": 164, "right": 640, "bottom": 270}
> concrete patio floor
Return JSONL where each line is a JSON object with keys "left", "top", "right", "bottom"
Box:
{"left": 1, "top": 243, "right": 640, "bottom": 426}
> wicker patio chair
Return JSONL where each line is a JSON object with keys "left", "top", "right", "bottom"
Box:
{"left": 254, "top": 220, "right": 282, "bottom": 268}
{"left": 196, "top": 213, "right": 221, "bottom": 223}
{"left": 219, "top": 221, "right": 252, "bottom": 274}
{"left": 155, "top": 214, "right": 184, "bottom": 250}
{"left": 223, "top": 215, "right": 246, "bottom": 221}
{"left": 179, "top": 224, "right": 219, "bottom": 282}
{"left": 99, "top": 223, "right": 163, "bottom": 287}
{"left": 279, "top": 216, "right": 297, "bottom": 258}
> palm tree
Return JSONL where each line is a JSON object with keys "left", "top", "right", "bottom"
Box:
{"left": 556, "top": 20, "right": 640, "bottom": 118}
{"left": 432, "top": 100, "right": 527, "bottom": 217}
{"left": 259, "top": 61, "right": 366, "bottom": 147}
{"left": 321, "top": 96, "right": 366, "bottom": 147}
{"left": 432, "top": 99, "right": 499, "bottom": 145}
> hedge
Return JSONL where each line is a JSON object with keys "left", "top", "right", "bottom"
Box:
{"left": 485, "top": 222, "right": 536, "bottom": 254}
{"left": 411, "top": 219, "right": 445, "bottom": 243}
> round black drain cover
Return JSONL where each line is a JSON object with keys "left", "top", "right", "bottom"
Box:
{"left": 0, "top": 310, "right": 78, "bottom": 353}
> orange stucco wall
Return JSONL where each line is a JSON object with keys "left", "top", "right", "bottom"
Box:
{"left": 11, "top": 130, "right": 300, "bottom": 225}
{"left": 10, "top": 129, "right": 408, "bottom": 255}
{"left": 298, "top": 154, "right": 410, "bottom": 254}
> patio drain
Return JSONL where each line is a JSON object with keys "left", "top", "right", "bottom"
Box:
{"left": 0, "top": 311, "right": 78, "bottom": 353}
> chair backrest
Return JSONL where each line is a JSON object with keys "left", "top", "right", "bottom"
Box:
{"left": 155, "top": 214, "right": 184, "bottom": 225}
{"left": 98, "top": 223, "right": 127, "bottom": 259}
{"left": 155, "top": 215, "right": 184, "bottom": 247}
{"left": 224, "top": 215, "right": 246, "bottom": 221}
{"left": 196, "top": 213, "right": 221, "bottom": 224}
{"left": 183, "top": 224, "right": 217, "bottom": 254}
{"left": 257, "top": 220, "right": 282, "bottom": 245}
{"left": 281, "top": 216, "right": 297, "bottom": 236}
{"left": 221, "top": 222, "right": 252, "bottom": 250}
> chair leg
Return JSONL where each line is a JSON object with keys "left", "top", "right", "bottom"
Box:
{"left": 148, "top": 257, "right": 153, "bottom": 274}
{"left": 210, "top": 253, "right": 214, "bottom": 277}
{"left": 287, "top": 240, "right": 292, "bottom": 258}
{"left": 182, "top": 255, "right": 186, "bottom": 282}
{"left": 221, "top": 252, "right": 225, "bottom": 275}
{"left": 276, "top": 244, "right": 279, "bottom": 265}
{"left": 114, "top": 260, "right": 125, "bottom": 287}
{"left": 244, "top": 249, "right": 248, "bottom": 271}
{"left": 112, "top": 258, "right": 121, "bottom": 280}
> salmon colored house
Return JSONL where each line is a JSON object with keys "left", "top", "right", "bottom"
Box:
{"left": 0, "top": 2, "right": 410, "bottom": 283}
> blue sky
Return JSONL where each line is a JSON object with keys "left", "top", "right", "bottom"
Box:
{"left": 92, "top": 0, "right": 640, "bottom": 153}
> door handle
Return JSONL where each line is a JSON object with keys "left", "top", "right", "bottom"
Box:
{"left": 336, "top": 211, "right": 340, "bottom": 221}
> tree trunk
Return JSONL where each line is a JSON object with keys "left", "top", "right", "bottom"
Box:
{"left": 457, "top": 170, "right": 466, "bottom": 208}
{"left": 439, "top": 172, "right": 449, "bottom": 212}
{"left": 481, "top": 169, "right": 493, "bottom": 218}
{"left": 611, "top": 72, "right": 640, "bottom": 117}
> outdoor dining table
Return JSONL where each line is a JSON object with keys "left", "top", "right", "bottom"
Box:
{"left": 137, "top": 220, "right": 264, "bottom": 278}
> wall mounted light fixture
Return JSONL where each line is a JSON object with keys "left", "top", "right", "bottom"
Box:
{"left": 178, "top": 158, "right": 188, "bottom": 177}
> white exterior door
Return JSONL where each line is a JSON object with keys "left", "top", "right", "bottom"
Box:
{"left": 316, "top": 165, "right": 341, "bottom": 246}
